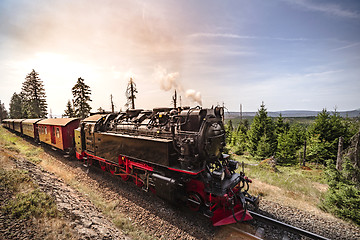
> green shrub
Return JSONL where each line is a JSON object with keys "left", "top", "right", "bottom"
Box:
{"left": 3, "top": 189, "right": 58, "bottom": 219}
{"left": 0, "top": 169, "right": 32, "bottom": 192}
{"left": 320, "top": 158, "right": 360, "bottom": 225}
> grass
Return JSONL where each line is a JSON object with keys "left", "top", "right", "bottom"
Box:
{"left": 231, "top": 153, "right": 327, "bottom": 206}
{"left": 0, "top": 127, "right": 44, "bottom": 164}
{"left": 0, "top": 168, "right": 33, "bottom": 193}
{"left": 3, "top": 189, "right": 59, "bottom": 219}
{"left": 0, "top": 167, "right": 58, "bottom": 220}
{"left": 0, "top": 126, "right": 155, "bottom": 240}
{"left": 73, "top": 179, "right": 155, "bottom": 240}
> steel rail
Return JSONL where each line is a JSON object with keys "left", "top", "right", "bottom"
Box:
{"left": 248, "top": 210, "right": 330, "bottom": 240}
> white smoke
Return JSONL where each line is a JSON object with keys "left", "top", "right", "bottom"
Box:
{"left": 153, "top": 66, "right": 180, "bottom": 91}
{"left": 185, "top": 89, "right": 202, "bottom": 106}
{"left": 153, "top": 65, "right": 202, "bottom": 106}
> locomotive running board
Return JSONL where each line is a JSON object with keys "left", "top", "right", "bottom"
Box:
{"left": 211, "top": 205, "right": 253, "bottom": 226}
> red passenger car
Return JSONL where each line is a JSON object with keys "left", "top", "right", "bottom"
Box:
{"left": 37, "top": 118, "right": 80, "bottom": 151}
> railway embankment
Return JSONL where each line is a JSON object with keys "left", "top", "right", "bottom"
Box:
{"left": 0, "top": 147, "right": 126, "bottom": 239}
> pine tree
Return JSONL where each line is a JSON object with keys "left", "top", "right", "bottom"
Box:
{"left": 276, "top": 131, "right": 297, "bottom": 165}
{"left": 125, "top": 78, "right": 137, "bottom": 109}
{"left": 72, "top": 77, "right": 92, "bottom": 118}
{"left": 0, "top": 100, "right": 9, "bottom": 121}
{"left": 21, "top": 69, "right": 48, "bottom": 118}
{"left": 63, "top": 100, "right": 75, "bottom": 118}
{"left": 308, "top": 109, "right": 351, "bottom": 165}
{"left": 247, "top": 102, "right": 277, "bottom": 158}
{"left": 225, "top": 120, "right": 234, "bottom": 145}
{"left": 9, "top": 92, "right": 24, "bottom": 118}
{"left": 275, "top": 113, "right": 289, "bottom": 135}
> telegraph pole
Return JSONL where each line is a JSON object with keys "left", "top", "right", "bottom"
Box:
{"left": 240, "top": 104, "right": 243, "bottom": 121}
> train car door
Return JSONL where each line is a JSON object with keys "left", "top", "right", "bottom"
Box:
{"left": 84, "top": 123, "right": 95, "bottom": 154}
{"left": 50, "top": 126, "right": 56, "bottom": 144}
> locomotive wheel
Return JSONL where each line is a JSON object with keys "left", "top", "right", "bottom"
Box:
{"left": 187, "top": 192, "right": 203, "bottom": 212}
{"left": 121, "top": 174, "right": 129, "bottom": 181}
{"left": 99, "top": 161, "right": 107, "bottom": 171}
{"left": 133, "top": 176, "right": 144, "bottom": 187}
{"left": 109, "top": 165, "right": 116, "bottom": 175}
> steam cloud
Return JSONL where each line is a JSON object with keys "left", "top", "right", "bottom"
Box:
{"left": 153, "top": 66, "right": 180, "bottom": 91}
{"left": 153, "top": 66, "right": 202, "bottom": 106}
{"left": 185, "top": 89, "right": 202, "bottom": 106}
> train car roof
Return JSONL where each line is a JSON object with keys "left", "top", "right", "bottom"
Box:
{"left": 37, "top": 118, "right": 79, "bottom": 126}
{"left": 22, "top": 119, "right": 43, "bottom": 124}
{"left": 2, "top": 119, "right": 13, "bottom": 122}
{"left": 83, "top": 114, "right": 106, "bottom": 122}
{"left": 13, "top": 119, "right": 26, "bottom": 123}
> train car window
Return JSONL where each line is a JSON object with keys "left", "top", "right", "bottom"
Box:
{"left": 56, "top": 128, "right": 60, "bottom": 138}
{"left": 45, "top": 126, "right": 47, "bottom": 134}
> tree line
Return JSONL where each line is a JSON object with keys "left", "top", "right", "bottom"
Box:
{"left": 6, "top": 70, "right": 92, "bottom": 119}
{"left": 225, "top": 102, "right": 360, "bottom": 224}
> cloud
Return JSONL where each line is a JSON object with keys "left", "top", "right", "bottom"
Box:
{"left": 188, "top": 32, "right": 309, "bottom": 41}
{"left": 152, "top": 66, "right": 180, "bottom": 91}
{"left": 282, "top": 0, "right": 360, "bottom": 19}
{"left": 331, "top": 42, "right": 360, "bottom": 51}
{"left": 185, "top": 89, "right": 202, "bottom": 106}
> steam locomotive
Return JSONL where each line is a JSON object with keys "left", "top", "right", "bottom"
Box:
{"left": 2, "top": 106, "right": 259, "bottom": 226}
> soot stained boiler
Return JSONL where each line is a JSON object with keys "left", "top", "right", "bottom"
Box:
{"left": 75, "top": 106, "right": 259, "bottom": 226}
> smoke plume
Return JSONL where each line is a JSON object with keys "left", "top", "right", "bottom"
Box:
{"left": 153, "top": 66, "right": 180, "bottom": 91}
{"left": 153, "top": 66, "right": 202, "bottom": 106}
{"left": 185, "top": 89, "right": 202, "bottom": 106}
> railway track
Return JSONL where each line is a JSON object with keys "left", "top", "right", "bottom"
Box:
{"left": 248, "top": 210, "right": 330, "bottom": 240}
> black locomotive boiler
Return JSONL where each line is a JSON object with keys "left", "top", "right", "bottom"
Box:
{"left": 75, "top": 106, "right": 259, "bottom": 226}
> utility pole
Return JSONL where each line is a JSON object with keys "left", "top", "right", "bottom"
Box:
{"left": 222, "top": 102, "right": 225, "bottom": 122}
{"left": 110, "top": 94, "right": 114, "bottom": 113}
{"left": 240, "top": 103, "right": 243, "bottom": 121}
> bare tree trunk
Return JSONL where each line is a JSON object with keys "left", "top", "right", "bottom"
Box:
{"left": 336, "top": 136, "right": 344, "bottom": 171}
{"left": 302, "top": 140, "right": 306, "bottom": 167}
{"left": 110, "top": 94, "right": 114, "bottom": 113}
{"left": 355, "top": 132, "right": 360, "bottom": 169}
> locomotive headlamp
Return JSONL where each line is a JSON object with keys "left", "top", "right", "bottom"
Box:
{"left": 228, "top": 160, "right": 239, "bottom": 171}
{"left": 212, "top": 169, "right": 225, "bottom": 181}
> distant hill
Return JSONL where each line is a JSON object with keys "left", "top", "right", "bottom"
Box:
{"left": 225, "top": 109, "right": 360, "bottom": 119}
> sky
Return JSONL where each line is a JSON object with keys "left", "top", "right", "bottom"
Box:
{"left": 0, "top": 0, "right": 359, "bottom": 116}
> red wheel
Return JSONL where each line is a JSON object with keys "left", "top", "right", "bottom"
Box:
{"left": 109, "top": 165, "right": 116, "bottom": 175}
{"left": 121, "top": 174, "right": 129, "bottom": 181}
{"left": 99, "top": 161, "right": 106, "bottom": 171}
{"left": 133, "top": 175, "right": 144, "bottom": 187}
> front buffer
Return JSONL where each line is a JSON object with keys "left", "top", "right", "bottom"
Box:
{"left": 186, "top": 171, "right": 260, "bottom": 226}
